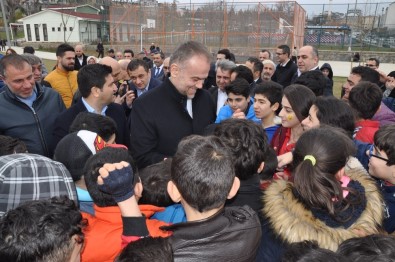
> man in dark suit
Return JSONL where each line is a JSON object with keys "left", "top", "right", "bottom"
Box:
{"left": 53, "top": 64, "right": 130, "bottom": 148}
{"left": 151, "top": 51, "right": 165, "bottom": 79}
{"left": 74, "top": 44, "right": 88, "bottom": 71}
{"left": 208, "top": 59, "right": 236, "bottom": 115}
{"left": 245, "top": 57, "right": 264, "bottom": 85}
{"left": 272, "top": 44, "right": 297, "bottom": 88}
{"left": 127, "top": 59, "right": 162, "bottom": 99}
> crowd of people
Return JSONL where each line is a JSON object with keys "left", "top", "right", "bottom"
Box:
{"left": 0, "top": 40, "right": 395, "bottom": 261}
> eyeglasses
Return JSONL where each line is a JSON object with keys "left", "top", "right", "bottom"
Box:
{"left": 275, "top": 53, "right": 285, "bottom": 56}
{"left": 365, "top": 64, "right": 376, "bottom": 67}
{"left": 368, "top": 145, "right": 388, "bottom": 162}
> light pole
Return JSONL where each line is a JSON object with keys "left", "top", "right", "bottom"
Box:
{"left": 0, "top": 0, "right": 11, "bottom": 47}
{"left": 140, "top": 24, "right": 146, "bottom": 51}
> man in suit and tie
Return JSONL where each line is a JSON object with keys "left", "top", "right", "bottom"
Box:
{"left": 74, "top": 44, "right": 88, "bottom": 71}
{"left": 152, "top": 51, "right": 165, "bottom": 79}
{"left": 208, "top": 60, "right": 236, "bottom": 115}
{"left": 245, "top": 57, "right": 264, "bottom": 85}
{"left": 127, "top": 59, "right": 162, "bottom": 100}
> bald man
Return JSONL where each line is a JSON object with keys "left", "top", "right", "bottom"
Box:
{"left": 74, "top": 44, "right": 88, "bottom": 71}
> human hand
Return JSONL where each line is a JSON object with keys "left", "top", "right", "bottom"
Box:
{"left": 386, "top": 76, "right": 395, "bottom": 90}
{"left": 277, "top": 152, "right": 293, "bottom": 168}
{"left": 125, "top": 90, "right": 136, "bottom": 108}
{"left": 97, "top": 161, "right": 134, "bottom": 202}
{"left": 232, "top": 108, "right": 246, "bottom": 119}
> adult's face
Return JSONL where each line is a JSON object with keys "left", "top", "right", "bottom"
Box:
{"left": 216, "top": 53, "right": 226, "bottom": 61}
{"left": 59, "top": 51, "right": 75, "bottom": 71}
{"left": 31, "top": 63, "right": 42, "bottom": 82}
{"left": 275, "top": 48, "right": 288, "bottom": 64}
{"left": 153, "top": 54, "right": 164, "bottom": 67}
{"left": 245, "top": 61, "right": 255, "bottom": 74}
{"left": 128, "top": 66, "right": 150, "bottom": 90}
{"left": 259, "top": 51, "right": 270, "bottom": 61}
{"left": 262, "top": 63, "right": 275, "bottom": 80}
{"left": 75, "top": 45, "right": 83, "bottom": 58}
{"left": 3, "top": 62, "right": 35, "bottom": 98}
{"left": 98, "top": 74, "right": 117, "bottom": 105}
{"left": 88, "top": 58, "right": 96, "bottom": 65}
{"left": 216, "top": 68, "right": 232, "bottom": 91}
{"left": 343, "top": 73, "right": 362, "bottom": 100}
{"left": 163, "top": 58, "right": 170, "bottom": 75}
{"left": 124, "top": 52, "right": 133, "bottom": 60}
{"left": 116, "top": 52, "right": 123, "bottom": 61}
{"left": 170, "top": 55, "right": 210, "bottom": 99}
{"left": 365, "top": 60, "right": 378, "bottom": 69}
{"left": 297, "top": 46, "right": 318, "bottom": 73}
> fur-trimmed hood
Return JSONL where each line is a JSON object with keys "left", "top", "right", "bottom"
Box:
{"left": 263, "top": 167, "right": 383, "bottom": 251}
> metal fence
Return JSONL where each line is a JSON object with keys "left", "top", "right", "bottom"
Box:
{"left": 106, "top": 1, "right": 395, "bottom": 54}
{"left": 108, "top": 1, "right": 305, "bottom": 54}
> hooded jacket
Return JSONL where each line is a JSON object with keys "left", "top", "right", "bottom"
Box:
{"left": 257, "top": 166, "right": 383, "bottom": 261}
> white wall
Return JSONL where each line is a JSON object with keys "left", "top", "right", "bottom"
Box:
{"left": 385, "top": 3, "right": 395, "bottom": 30}
{"left": 23, "top": 11, "right": 81, "bottom": 42}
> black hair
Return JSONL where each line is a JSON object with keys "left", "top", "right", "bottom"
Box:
{"left": 351, "top": 66, "right": 380, "bottom": 85}
{"left": 278, "top": 44, "right": 291, "bottom": 56}
{"left": 294, "top": 71, "right": 326, "bottom": 96}
{"left": 292, "top": 127, "right": 358, "bottom": 219}
{"left": 374, "top": 124, "right": 395, "bottom": 166}
{"left": 337, "top": 234, "right": 395, "bottom": 262}
{"left": 123, "top": 49, "right": 134, "bottom": 57}
{"left": 77, "top": 64, "right": 113, "bottom": 98}
{"left": 116, "top": 237, "right": 173, "bottom": 262}
{"left": 367, "top": 57, "right": 380, "bottom": 67}
{"left": 283, "top": 84, "right": 316, "bottom": 122}
{"left": 23, "top": 46, "right": 35, "bottom": 54}
{"left": 247, "top": 57, "right": 263, "bottom": 74}
{"left": 56, "top": 43, "right": 75, "bottom": 57}
{"left": 152, "top": 51, "right": 165, "bottom": 60}
{"left": 313, "top": 97, "right": 355, "bottom": 138}
{"left": 349, "top": 81, "right": 382, "bottom": 120}
{"left": 217, "top": 48, "right": 231, "bottom": 60}
{"left": 171, "top": 135, "right": 235, "bottom": 213}
{"left": 0, "top": 135, "right": 27, "bottom": 156}
{"left": 282, "top": 240, "right": 344, "bottom": 262}
{"left": 127, "top": 59, "right": 149, "bottom": 73}
{"left": 138, "top": 159, "right": 175, "bottom": 207}
{"left": 225, "top": 78, "right": 250, "bottom": 98}
{"left": 260, "top": 147, "right": 277, "bottom": 181}
{"left": 254, "top": 81, "right": 283, "bottom": 114}
{"left": 84, "top": 147, "right": 136, "bottom": 207}
{"left": 69, "top": 112, "right": 117, "bottom": 142}
{"left": 231, "top": 65, "right": 254, "bottom": 84}
{"left": 0, "top": 196, "right": 86, "bottom": 262}
{"left": 214, "top": 119, "right": 268, "bottom": 180}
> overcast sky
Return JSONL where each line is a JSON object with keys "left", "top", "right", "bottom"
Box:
{"left": 158, "top": 0, "right": 392, "bottom": 15}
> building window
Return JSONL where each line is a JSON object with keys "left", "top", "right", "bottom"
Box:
{"left": 34, "top": 24, "right": 40, "bottom": 41}
{"left": 26, "top": 24, "right": 32, "bottom": 41}
{"left": 69, "top": 27, "right": 73, "bottom": 31}
{"left": 52, "top": 27, "right": 55, "bottom": 32}
{"left": 58, "top": 27, "right": 61, "bottom": 31}
{"left": 43, "top": 24, "right": 48, "bottom": 41}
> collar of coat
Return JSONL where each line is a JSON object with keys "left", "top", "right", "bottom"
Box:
{"left": 263, "top": 167, "right": 383, "bottom": 251}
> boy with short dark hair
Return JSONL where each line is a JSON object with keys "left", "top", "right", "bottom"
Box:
{"left": 253, "top": 82, "right": 283, "bottom": 143}
{"left": 214, "top": 119, "right": 268, "bottom": 214}
{"left": 215, "top": 78, "right": 259, "bottom": 123}
{"left": 368, "top": 124, "right": 395, "bottom": 233}
{"left": 161, "top": 135, "right": 261, "bottom": 260}
{"left": 349, "top": 81, "right": 381, "bottom": 143}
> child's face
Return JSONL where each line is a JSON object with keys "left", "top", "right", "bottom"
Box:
{"left": 227, "top": 93, "right": 249, "bottom": 113}
{"left": 301, "top": 105, "right": 320, "bottom": 131}
{"left": 368, "top": 145, "right": 394, "bottom": 181}
{"left": 278, "top": 96, "right": 300, "bottom": 128}
{"left": 253, "top": 94, "right": 276, "bottom": 120}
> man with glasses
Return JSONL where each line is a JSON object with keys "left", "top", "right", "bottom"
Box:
{"left": 366, "top": 58, "right": 380, "bottom": 69}
{"left": 271, "top": 44, "right": 297, "bottom": 88}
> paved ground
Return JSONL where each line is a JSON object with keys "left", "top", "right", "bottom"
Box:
{"left": 7, "top": 46, "right": 394, "bottom": 78}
